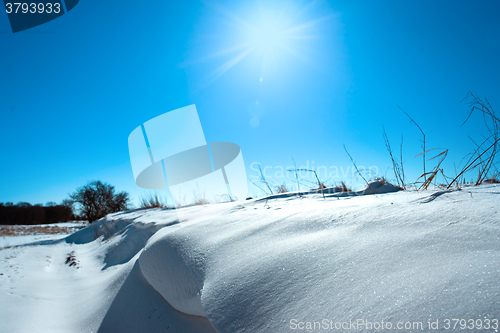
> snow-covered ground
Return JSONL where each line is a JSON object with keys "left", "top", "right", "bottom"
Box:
{"left": 0, "top": 222, "right": 87, "bottom": 249}
{"left": 0, "top": 234, "right": 67, "bottom": 248}
{"left": 1, "top": 182, "right": 499, "bottom": 332}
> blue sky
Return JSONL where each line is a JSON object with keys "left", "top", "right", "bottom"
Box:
{"left": 1, "top": 0, "right": 499, "bottom": 206}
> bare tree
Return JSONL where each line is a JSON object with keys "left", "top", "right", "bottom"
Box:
{"left": 69, "top": 180, "right": 130, "bottom": 223}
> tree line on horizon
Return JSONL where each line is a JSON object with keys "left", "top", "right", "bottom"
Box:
{"left": 1, "top": 180, "right": 131, "bottom": 225}
{"left": 0, "top": 201, "right": 76, "bottom": 225}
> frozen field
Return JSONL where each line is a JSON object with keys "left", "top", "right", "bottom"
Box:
{"left": 0, "top": 222, "right": 87, "bottom": 249}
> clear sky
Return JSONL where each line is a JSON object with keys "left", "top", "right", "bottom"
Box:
{"left": 1, "top": 0, "right": 499, "bottom": 206}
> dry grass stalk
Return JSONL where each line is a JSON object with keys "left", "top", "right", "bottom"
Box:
{"left": 291, "top": 157, "right": 302, "bottom": 196}
{"left": 139, "top": 193, "right": 170, "bottom": 209}
{"left": 0, "top": 224, "right": 81, "bottom": 236}
{"left": 382, "top": 126, "right": 406, "bottom": 189}
{"left": 415, "top": 148, "right": 448, "bottom": 190}
{"left": 376, "top": 177, "right": 405, "bottom": 191}
{"left": 448, "top": 138, "right": 500, "bottom": 188}
{"left": 484, "top": 177, "right": 500, "bottom": 184}
{"left": 258, "top": 165, "right": 274, "bottom": 195}
{"left": 194, "top": 199, "right": 210, "bottom": 205}
{"left": 398, "top": 106, "right": 427, "bottom": 181}
{"left": 275, "top": 183, "right": 289, "bottom": 193}
{"left": 250, "top": 179, "right": 270, "bottom": 196}
{"left": 448, "top": 92, "right": 500, "bottom": 188}
{"left": 334, "top": 181, "right": 352, "bottom": 192}
{"left": 343, "top": 145, "right": 374, "bottom": 193}
{"left": 289, "top": 168, "right": 325, "bottom": 199}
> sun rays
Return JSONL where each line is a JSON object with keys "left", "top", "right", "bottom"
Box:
{"left": 190, "top": 2, "right": 330, "bottom": 84}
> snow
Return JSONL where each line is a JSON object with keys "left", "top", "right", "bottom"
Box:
{"left": 1, "top": 183, "right": 499, "bottom": 332}
{"left": 0, "top": 222, "right": 87, "bottom": 249}
{"left": 0, "top": 234, "right": 66, "bottom": 248}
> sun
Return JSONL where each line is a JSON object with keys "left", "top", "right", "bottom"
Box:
{"left": 249, "top": 20, "right": 287, "bottom": 55}
{"left": 197, "top": 4, "right": 327, "bottom": 83}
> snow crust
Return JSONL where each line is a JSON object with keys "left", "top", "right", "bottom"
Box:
{"left": 139, "top": 184, "right": 500, "bottom": 332}
{"left": 1, "top": 184, "right": 499, "bottom": 333}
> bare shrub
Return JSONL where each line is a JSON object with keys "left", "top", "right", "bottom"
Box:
{"left": 334, "top": 181, "right": 352, "bottom": 192}
{"left": 65, "top": 251, "right": 79, "bottom": 268}
{"left": 194, "top": 199, "right": 210, "bottom": 205}
{"left": 484, "top": 177, "right": 500, "bottom": 184}
{"left": 275, "top": 183, "right": 289, "bottom": 193}
{"left": 139, "top": 193, "right": 170, "bottom": 209}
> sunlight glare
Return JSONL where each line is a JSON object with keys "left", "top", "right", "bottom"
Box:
{"left": 250, "top": 20, "right": 287, "bottom": 54}
{"left": 198, "top": 3, "right": 327, "bottom": 83}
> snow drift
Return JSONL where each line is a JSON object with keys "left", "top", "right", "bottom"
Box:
{"left": 1, "top": 182, "right": 499, "bottom": 333}
{"left": 138, "top": 182, "right": 500, "bottom": 332}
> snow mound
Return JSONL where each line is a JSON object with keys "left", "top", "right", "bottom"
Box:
{"left": 139, "top": 227, "right": 207, "bottom": 317}
{"left": 65, "top": 209, "right": 178, "bottom": 268}
{"left": 65, "top": 217, "right": 132, "bottom": 244}
{"left": 359, "top": 179, "right": 401, "bottom": 193}
{"left": 138, "top": 184, "right": 500, "bottom": 333}
{"left": 98, "top": 261, "right": 216, "bottom": 333}
{"left": 324, "top": 179, "right": 401, "bottom": 196}
{"left": 254, "top": 179, "right": 401, "bottom": 202}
